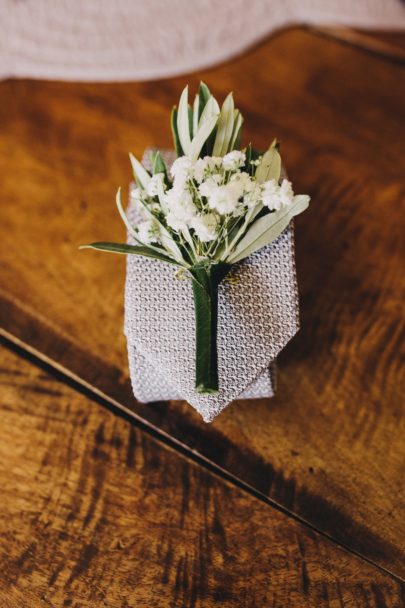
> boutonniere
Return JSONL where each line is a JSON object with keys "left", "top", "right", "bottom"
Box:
{"left": 82, "top": 83, "right": 309, "bottom": 419}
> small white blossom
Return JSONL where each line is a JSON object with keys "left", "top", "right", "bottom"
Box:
{"left": 170, "top": 156, "right": 192, "bottom": 187}
{"left": 166, "top": 212, "right": 189, "bottom": 233}
{"left": 261, "top": 179, "right": 294, "bottom": 211}
{"left": 206, "top": 182, "right": 241, "bottom": 215}
{"left": 146, "top": 173, "right": 165, "bottom": 197}
{"left": 193, "top": 156, "right": 223, "bottom": 183}
{"left": 279, "top": 179, "right": 294, "bottom": 207}
{"left": 198, "top": 176, "right": 221, "bottom": 198}
{"left": 190, "top": 213, "right": 218, "bottom": 242}
{"left": 165, "top": 188, "right": 197, "bottom": 219}
{"left": 137, "top": 219, "right": 161, "bottom": 244}
{"left": 261, "top": 179, "right": 281, "bottom": 211}
{"left": 164, "top": 186, "right": 197, "bottom": 233}
{"left": 222, "top": 150, "right": 246, "bottom": 171}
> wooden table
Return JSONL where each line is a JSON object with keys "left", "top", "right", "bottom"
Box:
{"left": 0, "top": 27, "right": 404, "bottom": 606}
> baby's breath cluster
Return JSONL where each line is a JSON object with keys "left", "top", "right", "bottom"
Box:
{"left": 128, "top": 149, "right": 298, "bottom": 264}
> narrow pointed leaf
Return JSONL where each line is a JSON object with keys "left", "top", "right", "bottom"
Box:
{"left": 79, "top": 242, "right": 181, "bottom": 266}
{"left": 193, "top": 94, "right": 200, "bottom": 136}
{"left": 151, "top": 150, "right": 167, "bottom": 176}
{"left": 171, "top": 107, "right": 183, "bottom": 156}
{"left": 158, "top": 223, "right": 185, "bottom": 264}
{"left": 213, "top": 93, "right": 234, "bottom": 156}
{"left": 189, "top": 115, "right": 219, "bottom": 161}
{"left": 129, "top": 153, "right": 151, "bottom": 189}
{"left": 198, "top": 95, "right": 220, "bottom": 128}
{"left": 115, "top": 187, "right": 138, "bottom": 239}
{"left": 227, "top": 195, "right": 310, "bottom": 263}
{"left": 255, "top": 145, "right": 281, "bottom": 184}
{"left": 198, "top": 82, "right": 211, "bottom": 120}
{"left": 230, "top": 111, "right": 244, "bottom": 150}
{"left": 177, "top": 86, "right": 191, "bottom": 154}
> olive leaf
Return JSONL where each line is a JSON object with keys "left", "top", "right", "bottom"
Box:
{"left": 79, "top": 242, "right": 181, "bottom": 266}
{"left": 230, "top": 110, "right": 243, "bottom": 151}
{"left": 129, "top": 153, "right": 151, "bottom": 189}
{"left": 255, "top": 142, "right": 281, "bottom": 184}
{"left": 227, "top": 195, "right": 310, "bottom": 263}
{"left": 192, "top": 94, "right": 200, "bottom": 137}
{"left": 198, "top": 81, "right": 212, "bottom": 121}
{"left": 171, "top": 106, "right": 184, "bottom": 156}
{"left": 189, "top": 115, "right": 219, "bottom": 162}
{"left": 177, "top": 85, "right": 192, "bottom": 155}
{"left": 213, "top": 93, "right": 234, "bottom": 156}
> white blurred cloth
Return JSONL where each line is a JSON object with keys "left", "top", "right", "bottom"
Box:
{"left": 1, "top": 0, "right": 404, "bottom": 81}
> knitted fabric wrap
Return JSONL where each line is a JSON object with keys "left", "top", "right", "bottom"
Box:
{"left": 124, "top": 150, "right": 299, "bottom": 422}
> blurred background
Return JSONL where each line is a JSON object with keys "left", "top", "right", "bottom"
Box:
{"left": 2, "top": 0, "right": 405, "bottom": 81}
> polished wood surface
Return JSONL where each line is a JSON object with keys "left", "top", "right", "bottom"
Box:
{"left": 0, "top": 26, "right": 404, "bottom": 584}
{"left": 0, "top": 344, "right": 403, "bottom": 607}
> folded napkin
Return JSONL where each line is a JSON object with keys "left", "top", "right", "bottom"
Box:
{"left": 124, "top": 151, "right": 299, "bottom": 422}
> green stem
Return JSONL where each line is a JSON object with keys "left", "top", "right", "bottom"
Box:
{"left": 190, "top": 262, "right": 231, "bottom": 394}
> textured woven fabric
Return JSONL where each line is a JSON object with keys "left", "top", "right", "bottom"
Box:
{"left": 124, "top": 150, "right": 299, "bottom": 422}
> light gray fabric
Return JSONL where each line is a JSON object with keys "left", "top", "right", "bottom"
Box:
{"left": 124, "top": 150, "right": 299, "bottom": 422}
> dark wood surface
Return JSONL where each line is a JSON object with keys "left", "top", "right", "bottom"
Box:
{"left": 0, "top": 26, "right": 404, "bottom": 586}
{"left": 0, "top": 343, "right": 404, "bottom": 608}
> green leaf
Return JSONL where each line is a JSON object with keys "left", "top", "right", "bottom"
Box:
{"left": 79, "top": 242, "right": 181, "bottom": 266}
{"left": 227, "top": 195, "right": 310, "bottom": 263}
{"left": 129, "top": 153, "right": 151, "bottom": 189}
{"left": 158, "top": 224, "right": 185, "bottom": 265}
{"left": 171, "top": 107, "right": 184, "bottom": 156}
{"left": 255, "top": 143, "right": 281, "bottom": 184}
{"left": 198, "top": 95, "right": 220, "bottom": 156}
{"left": 115, "top": 187, "right": 138, "bottom": 240}
{"left": 198, "top": 82, "right": 211, "bottom": 120}
{"left": 229, "top": 110, "right": 243, "bottom": 151}
{"left": 189, "top": 115, "right": 219, "bottom": 162}
{"left": 213, "top": 93, "right": 234, "bottom": 156}
{"left": 198, "top": 95, "right": 219, "bottom": 128}
{"left": 150, "top": 150, "right": 167, "bottom": 176}
{"left": 177, "top": 86, "right": 192, "bottom": 155}
{"left": 192, "top": 94, "right": 200, "bottom": 137}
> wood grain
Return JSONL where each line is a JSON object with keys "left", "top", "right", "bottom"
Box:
{"left": 0, "top": 28, "right": 404, "bottom": 577}
{"left": 0, "top": 343, "right": 404, "bottom": 607}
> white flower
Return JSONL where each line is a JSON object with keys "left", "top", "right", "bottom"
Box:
{"left": 193, "top": 156, "right": 223, "bottom": 183}
{"left": 170, "top": 156, "right": 192, "bottom": 187}
{"left": 190, "top": 213, "right": 218, "bottom": 242}
{"left": 261, "top": 179, "right": 295, "bottom": 211}
{"left": 137, "top": 219, "right": 161, "bottom": 244}
{"left": 164, "top": 185, "right": 197, "bottom": 232}
{"left": 222, "top": 150, "right": 246, "bottom": 171}
{"left": 193, "top": 158, "right": 207, "bottom": 184}
{"left": 206, "top": 182, "right": 241, "bottom": 215}
{"left": 243, "top": 180, "right": 262, "bottom": 208}
{"left": 165, "top": 187, "right": 197, "bottom": 219}
{"left": 165, "top": 212, "right": 189, "bottom": 233}
{"left": 146, "top": 173, "right": 165, "bottom": 197}
{"left": 279, "top": 179, "right": 294, "bottom": 207}
{"left": 261, "top": 179, "right": 281, "bottom": 211}
{"left": 198, "top": 176, "right": 221, "bottom": 198}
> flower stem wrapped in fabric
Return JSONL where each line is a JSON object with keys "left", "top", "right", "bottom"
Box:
{"left": 81, "top": 83, "right": 309, "bottom": 396}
